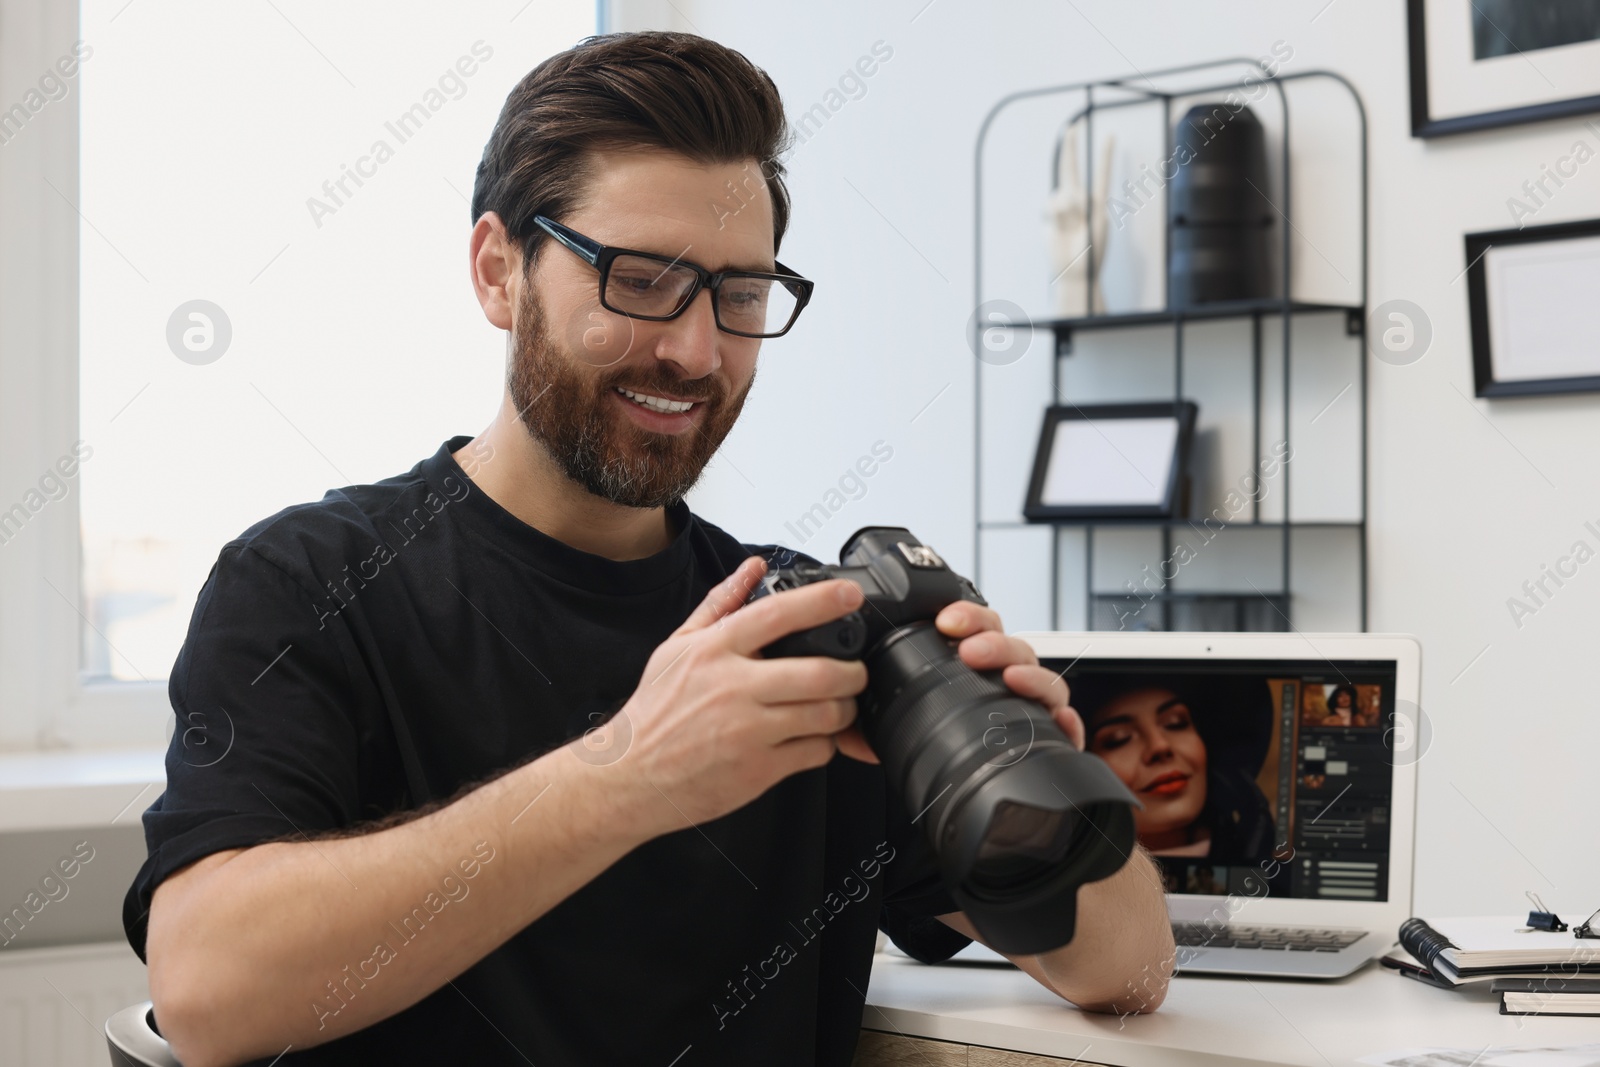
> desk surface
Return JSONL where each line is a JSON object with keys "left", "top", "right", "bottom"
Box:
{"left": 864, "top": 953, "right": 1598, "bottom": 1067}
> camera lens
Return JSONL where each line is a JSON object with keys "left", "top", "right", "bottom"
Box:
{"left": 977, "top": 801, "right": 1070, "bottom": 868}
{"left": 860, "top": 623, "right": 1137, "bottom": 955}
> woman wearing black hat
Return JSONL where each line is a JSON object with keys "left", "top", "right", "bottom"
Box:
{"left": 1077, "top": 673, "right": 1277, "bottom": 864}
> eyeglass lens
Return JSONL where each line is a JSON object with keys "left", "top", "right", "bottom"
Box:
{"left": 604, "top": 254, "right": 799, "bottom": 336}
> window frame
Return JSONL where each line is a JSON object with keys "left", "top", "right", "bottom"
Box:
{"left": 2, "top": 0, "right": 171, "bottom": 749}
{"left": 3, "top": 0, "right": 628, "bottom": 752}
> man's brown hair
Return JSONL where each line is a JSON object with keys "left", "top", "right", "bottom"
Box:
{"left": 472, "top": 31, "right": 793, "bottom": 272}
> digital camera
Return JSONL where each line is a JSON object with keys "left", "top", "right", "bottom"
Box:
{"left": 751, "top": 526, "right": 1138, "bottom": 954}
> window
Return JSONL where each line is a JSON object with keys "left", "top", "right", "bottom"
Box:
{"left": 0, "top": 0, "right": 595, "bottom": 747}
{"left": 77, "top": 1, "right": 594, "bottom": 684}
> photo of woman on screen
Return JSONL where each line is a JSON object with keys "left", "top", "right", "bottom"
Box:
{"left": 1298, "top": 682, "right": 1383, "bottom": 727}
{"left": 1076, "top": 673, "right": 1277, "bottom": 862}
{"left": 1322, "top": 684, "right": 1357, "bottom": 726}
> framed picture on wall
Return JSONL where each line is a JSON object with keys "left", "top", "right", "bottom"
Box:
{"left": 1408, "top": 0, "right": 1600, "bottom": 137}
{"left": 1466, "top": 217, "right": 1600, "bottom": 398}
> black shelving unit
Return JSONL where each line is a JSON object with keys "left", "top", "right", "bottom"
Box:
{"left": 972, "top": 58, "right": 1369, "bottom": 632}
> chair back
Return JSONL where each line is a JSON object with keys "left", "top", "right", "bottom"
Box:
{"left": 105, "top": 1001, "right": 182, "bottom": 1067}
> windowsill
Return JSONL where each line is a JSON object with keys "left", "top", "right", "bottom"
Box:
{"left": 0, "top": 747, "right": 166, "bottom": 833}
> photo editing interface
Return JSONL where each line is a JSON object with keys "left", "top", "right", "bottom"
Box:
{"left": 1051, "top": 658, "right": 1400, "bottom": 903}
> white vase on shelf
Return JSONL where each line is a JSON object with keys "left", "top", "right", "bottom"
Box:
{"left": 1044, "top": 118, "right": 1114, "bottom": 319}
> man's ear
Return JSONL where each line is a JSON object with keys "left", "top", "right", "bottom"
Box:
{"left": 470, "top": 211, "right": 521, "bottom": 332}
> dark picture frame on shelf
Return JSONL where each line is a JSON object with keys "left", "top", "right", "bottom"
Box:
{"left": 1408, "top": 0, "right": 1600, "bottom": 138}
{"left": 1024, "top": 401, "right": 1198, "bottom": 522}
{"left": 1465, "top": 217, "right": 1600, "bottom": 398}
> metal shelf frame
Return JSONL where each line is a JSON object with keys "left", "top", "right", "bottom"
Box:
{"left": 972, "top": 58, "right": 1369, "bottom": 632}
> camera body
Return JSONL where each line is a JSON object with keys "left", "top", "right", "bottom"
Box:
{"left": 750, "top": 527, "right": 1137, "bottom": 954}
{"left": 753, "top": 528, "right": 982, "bottom": 660}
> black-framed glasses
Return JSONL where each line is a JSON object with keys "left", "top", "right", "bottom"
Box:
{"left": 531, "top": 214, "right": 814, "bottom": 339}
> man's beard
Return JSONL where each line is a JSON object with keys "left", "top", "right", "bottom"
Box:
{"left": 507, "top": 286, "right": 753, "bottom": 510}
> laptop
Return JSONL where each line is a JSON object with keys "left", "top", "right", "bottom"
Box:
{"left": 923, "top": 632, "right": 1421, "bottom": 980}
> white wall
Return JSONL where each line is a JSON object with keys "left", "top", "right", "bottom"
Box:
{"left": 616, "top": 1, "right": 1600, "bottom": 919}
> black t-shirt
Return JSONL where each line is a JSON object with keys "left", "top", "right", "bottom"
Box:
{"left": 124, "top": 436, "right": 971, "bottom": 1066}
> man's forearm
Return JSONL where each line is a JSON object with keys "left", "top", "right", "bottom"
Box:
{"left": 148, "top": 745, "right": 659, "bottom": 1067}
{"left": 1034, "top": 847, "right": 1174, "bottom": 1013}
{"left": 936, "top": 846, "right": 1174, "bottom": 1014}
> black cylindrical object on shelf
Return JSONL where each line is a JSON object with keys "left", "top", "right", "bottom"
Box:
{"left": 1167, "top": 104, "right": 1275, "bottom": 307}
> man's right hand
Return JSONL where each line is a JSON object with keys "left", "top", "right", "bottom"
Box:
{"left": 597, "top": 556, "right": 873, "bottom": 831}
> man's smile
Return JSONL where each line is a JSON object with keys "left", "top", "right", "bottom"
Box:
{"left": 614, "top": 385, "right": 699, "bottom": 414}
{"left": 607, "top": 384, "right": 708, "bottom": 436}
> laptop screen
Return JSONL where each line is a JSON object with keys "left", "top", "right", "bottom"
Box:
{"left": 1044, "top": 657, "right": 1401, "bottom": 902}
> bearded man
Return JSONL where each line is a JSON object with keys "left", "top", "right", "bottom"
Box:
{"left": 125, "top": 30, "right": 1171, "bottom": 1067}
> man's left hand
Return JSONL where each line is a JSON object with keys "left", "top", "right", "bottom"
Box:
{"left": 934, "top": 602, "right": 1084, "bottom": 750}
{"left": 829, "top": 602, "right": 1083, "bottom": 762}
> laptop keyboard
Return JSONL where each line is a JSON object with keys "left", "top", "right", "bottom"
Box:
{"left": 1171, "top": 923, "right": 1367, "bottom": 952}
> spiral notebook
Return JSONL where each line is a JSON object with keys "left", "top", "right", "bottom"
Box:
{"left": 1389, "top": 916, "right": 1600, "bottom": 987}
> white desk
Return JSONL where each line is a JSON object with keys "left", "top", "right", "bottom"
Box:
{"left": 863, "top": 954, "right": 1599, "bottom": 1066}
